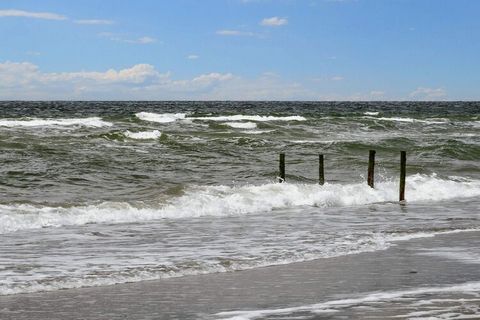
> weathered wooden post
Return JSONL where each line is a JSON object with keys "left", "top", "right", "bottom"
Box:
{"left": 279, "top": 153, "right": 285, "bottom": 183}
{"left": 367, "top": 150, "right": 376, "bottom": 188}
{"left": 399, "top": 151, "right": 406, "bottom": 201}
{"left": 319, "top": 154, "right": 325, "bottom": 185}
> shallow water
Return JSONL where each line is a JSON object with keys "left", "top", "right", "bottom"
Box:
{"left": 0, "top": 101, "right": 479, "bottom": 296}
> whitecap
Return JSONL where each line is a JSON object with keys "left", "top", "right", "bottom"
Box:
{"left": 124, "top": 130, "right": 162, "bottom": 140}
{"left": 135, "top": 112, "right": 186, "bottom": 123}
{"left": 223, "top": 122, "right": 257, "bottom": 129}
{"left": 374, "top": 117, "right": 448, "bottom": 124}
{"left": 244, "top": 130, "right": 275, "bottom": 135}
{"left": 193, "top": 115, "right": 306, "bottom": 122}
{"left": 0, "top": 117, "right": 112, "bottom": 128}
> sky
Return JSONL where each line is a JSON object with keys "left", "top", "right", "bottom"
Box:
{"left": 0, "top": 0, "right": 479, "bottom": 101}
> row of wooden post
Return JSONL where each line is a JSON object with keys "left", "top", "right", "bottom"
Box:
{"left": 279, "top": 150, "right": 407, "bottom": 202}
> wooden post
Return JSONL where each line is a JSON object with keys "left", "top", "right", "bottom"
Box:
{"left": 279, "top": 153, "right": 285, "bottom": 183}
{"left": 319, "top": 154, "right": 325, "bottom": 185}
{"left": 399, "top": 151, "right": 406, "bottom": 201}
{"left": 367, "top": 150, "right": 376, "bottom": 188}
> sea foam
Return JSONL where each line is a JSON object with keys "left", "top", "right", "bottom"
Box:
{"left": 373, "top": 117, "right": 448, "bottom": 124}
{"left": 135, "top": 112, "right": 186, "bottom": 123}
{"left": 0, "top": 117, "right": 112, "bottom": 128}
{"left": 216, "top": 281, "right": 480, "bottom": 320}
{"left": 124, "top": 130, "right": 162, "bottom": 140}
{"left": 193, "top": 115, "right": 307, "bottom": 122}
{"left": 0, "top": 174, "right": 479, "bottom": 235}
{"left": 135, "top": 112, "right": 306, "bottom": 123}
{"left": 223, "top": 122, "right": 257, "bottom": 129}
{"left": 1, "top": 229, "right": 477, "bottom": 296}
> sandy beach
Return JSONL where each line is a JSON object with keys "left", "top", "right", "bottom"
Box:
{"left": 1, "top": 230, "right": 479, "bottom": 319}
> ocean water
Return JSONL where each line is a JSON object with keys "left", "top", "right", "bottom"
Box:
{"left": 0, "top": 101, "right": 479, "bottom": 303}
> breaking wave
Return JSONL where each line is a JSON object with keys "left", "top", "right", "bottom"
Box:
{"left": 0, "top": 117, "right": 112, "bottom": 128}
{"left": 193, "top": 115, "right": 307, "bottom": 122}
{"left": 223, "top": 122, "right": 257, "bottom": 129}
{"left": 124, "top": 130, "right": 162, "bottom": 140}
{"left": 372, "top": 117, "right": 449, "bottom": 124}
{"left": 135, "top": 112, "right": 186, "bottom": 123}
{"left": 1, "top": 174, "right": 479, "bottom": 235}
{"left": 135, "top": 112, "right": 306, "bottom": 123}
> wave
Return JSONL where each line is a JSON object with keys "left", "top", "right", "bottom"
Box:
{"left": 193, "top": 115, "right": 307, "bottom": 122}
{"left": 289, "top": 140, "right": 335, "bottom": 144}
{"left": 1, "top": 228, "right": 478, "bottom": 296}
{"left": 1, "top": 174, "right": 479, "bottom": 235}
{"left": 124, "top": 130, "right": 161, "bottom": 140}
{"left": 416, "top": 246, "right": 480, "bottom": 265}
{"left": 0, "top": 117, "right": 112, "bottom": 128}
{"left": 223, "top": 122, "right": 257, "bottom": 129}
{"left": 364, "top": 111, "right": 379, "bottom": 116}
{"left": 135, "top": 112, "right": 186, "bottom": 123}
{"left": 371, "top": 117, "right": 449, "bottom": 124}
{"left": 136, "top": 112, "right": 306, "bottom": 123}
{"left": 244, "top": 130, "right": 275, "bottom": 135}
{"left": 216, "top": 281, "right": 480, "bottom": 319}
{"left": 467, "top": 121, "right": 480, "bottom": 128}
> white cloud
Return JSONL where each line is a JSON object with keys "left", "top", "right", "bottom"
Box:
{"left": 187, "top": 54, "right": 199, "bottom": 60}
{"left": 260, "top": 17, "right": 288, "bottom": 27}
{"left": 98, "top": 33, "right": 157, "bottom": 44}
{"left": 0, "top": 61, "right": 236, "bottom": 100}
{"left": 0, "top": 61, "right": 400, "bottom": 101}
{"left": 216, "top": 30, "right": 256, "bottom": 37}
{"left": 136, "top": 36, "right": 156, "bottom": 44}
{"left": 74, "top": 19, "right": 114, "bottom": 25}
{"left": 0, "top": 9, "right": 67, "bottom": 20}
{"left": 409, "top": 87, "right": 447, "bottom": 100}
{"left": 192, "top": 73, "right": 233, "bottom": 84}
{"left": 311, "top": 75, "right": 344, "bottom": 82}
{"left": 0, "top": 62, "right": 163, "bottom": 85}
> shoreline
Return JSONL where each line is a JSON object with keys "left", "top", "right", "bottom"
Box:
{"left": 2, "top": 230, "right": 480, "bottom": 319}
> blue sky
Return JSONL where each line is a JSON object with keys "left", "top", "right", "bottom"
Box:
{"left": 1, "top": 0, "right": 479, "bottom": 100}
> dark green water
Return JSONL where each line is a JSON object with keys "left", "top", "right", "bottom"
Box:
{"left": 0, "top": 101, "right": 478, "bottom": 204}
{"left": 0, "top": 101, "right": 479, "bottom": 297}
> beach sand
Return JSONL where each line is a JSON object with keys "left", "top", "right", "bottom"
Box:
{"left": 1, "top": 230, "right": 480, "bottom": 320}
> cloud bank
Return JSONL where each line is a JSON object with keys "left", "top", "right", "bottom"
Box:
{"left": 0, "top": 61, "right": 448, "bottom": 101}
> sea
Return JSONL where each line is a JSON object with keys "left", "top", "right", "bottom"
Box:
{"left": 0, "top": 101, "right": 479, "bottom": 318}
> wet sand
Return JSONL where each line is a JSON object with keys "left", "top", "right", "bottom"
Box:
{"left": 2, "top": 231, "right": 480, "bottom": 320}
